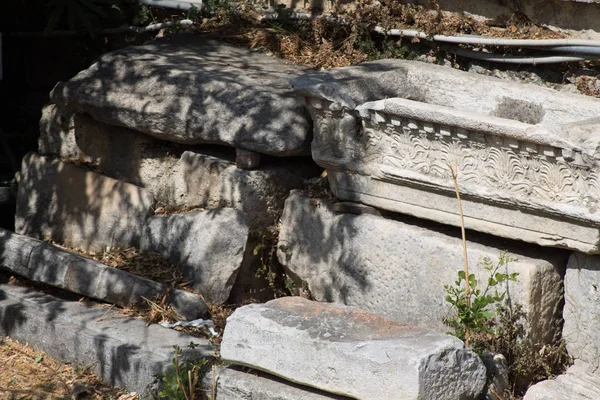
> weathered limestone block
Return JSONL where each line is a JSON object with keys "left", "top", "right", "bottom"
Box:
{"left": 292, "top": 59, "right": 600, "bottom": 253}
{"left": 16, "top": 153, "right": 154, "bottom": 251}
{"left": 277, "top": 191, "right": 565, "bottom": 345}
{"left": 563, "top": 253, "right": 600, "bottom": 369}
{"left": 523, "top": 361, "right": 600, "bottom": 400}
{"left": 221, "top": 297, "right": 487, "bottom": 400}
{"left": 0, "top": 284, "right": 211, "bottom": 397}
{"left": 141, "top": 210, "right": 249, "bottom": 304}
{"left": 0, "top": 228, "right": 207, "bottom": 320}
{"left": 203, "top": 367, "right": 351, "bottom": 400}
{"left": 172, "top": 151, "right": 319, "bottom": 230}
{"left": 50, "top": 34, "right": 311, "bottom": 156}
{"left": 39, "top": 104, "right": 320, "bottom": 230}
{"left": 38, "top": 104, "right": 179, "bottom": 197}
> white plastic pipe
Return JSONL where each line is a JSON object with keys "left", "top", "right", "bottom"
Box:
{"left": 372, "top": 26, "right": 600, "bottom": 47}
{"left": 449, "top": 48, "right": 598, "bottom": 64}
{"left": 140, "top": 0, "right": 204, "bottom": 10}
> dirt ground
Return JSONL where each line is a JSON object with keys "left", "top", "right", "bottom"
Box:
{"left": 0, "top": 337, "right": 137, "bottom": 400}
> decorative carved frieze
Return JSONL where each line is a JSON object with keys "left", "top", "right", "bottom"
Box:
{"left": 300, "top": 93, "right": 600, "bottom": 252}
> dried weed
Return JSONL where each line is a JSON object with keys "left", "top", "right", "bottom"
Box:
{"left": 0, "top": 337, "right": 136, "bottom": 400}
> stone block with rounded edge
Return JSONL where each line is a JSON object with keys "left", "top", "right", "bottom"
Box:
{"left": 50, "top": 34, "right": 311, "bottom": 156}
{"left": 523, "top": 361, "right": 600, "bottom": 400}
{"left": 0, "top": 228, "right": 207, "bottom": 320}
{"left": 563, "top": 253, "right": 600, "bottom": 369}
{"left": 141, "top": 209, "right": 249, "bottom": 304}
{"left": 15, "top": 153, "right": 154, "bottom": 252}
{"left": 38, "top": 104, "right": 320, "bottom": 230}
{"left": 277, "top": 191, "right": 566, "bottom": 345}
{"left": 221, "top": 297, "right": 487, "bottom": 400}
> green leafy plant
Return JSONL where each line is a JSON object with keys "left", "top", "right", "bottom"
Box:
{"left": 158, "top": 343, "right": 209, "bottom": 400}
{"left": 444, "top": 164, "right": 571, "bottom": 396}
{"left": 132, "top": 3, "right": 151, "bottom": 26}
{"left": 444, "top": 251, "right": 519, "bottom": 344}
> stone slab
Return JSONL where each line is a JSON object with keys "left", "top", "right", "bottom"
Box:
{"left": 0, "top": 283, "right": 211, "bottom": 398}
{"left": 563, "top": 253, "right": 600, "bottom": 369}
{"left": 523, "top": 361, "right": 600, "bottom": 400}
{"left": 141, "top": 210, "right": 249, "bottom": 304}
{"left": 39, "top": 104, "right": 320, "bottom": 230}
{"left": 293, "top": 59, "right": 600, "bottom": 253}
{"left": 221, "top": 297, "right": 487, "bottom": 400}
{"left": 50, "top": 34, "right": 311, "bottom": 156}
{"left": 203, "top": 367, "right": 352, "bottom": 400}
{"left": 277, "top": 191, "right": 566, "bottom": 345}
{"left": 0, "top": 228, "right": 207, "bottom": 320}
{"left": 15, "top": 152, "right": 154, "bottom": 252}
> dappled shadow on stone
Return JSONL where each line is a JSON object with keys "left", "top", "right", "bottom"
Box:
{"left": 50, "top": 34, "right": 312, "bottom": 156}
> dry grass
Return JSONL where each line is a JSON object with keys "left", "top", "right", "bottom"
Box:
{"left": 576, "top": 76, "right": 600, "bottom": 97}
{"left": 49, "top": 242, "right": 185, "bottom": 288}
{"left": 191, "top": 0, "right": 565, "bottom": 70}
{"left": 153, "top": 202, "right": 206, "bottom": 216}
{"left": 0, "top": 337, "right": 136, "bottom": 400}
{"left": 43, "top": 243, "right": 233, "bottom": 342}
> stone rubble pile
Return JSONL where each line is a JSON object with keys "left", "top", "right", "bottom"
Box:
{"left": 1, "top": 32, "right": 599, "bottom": 398}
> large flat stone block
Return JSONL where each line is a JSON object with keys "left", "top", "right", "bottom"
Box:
{"left": 523, "top": 361, "right": 600, "bottom": 400}
{"left": 141, "top": 210, "right": 249, "bottom": 305}
{"left": 277, "top": 191, "right": 565, "bottom": 345}
{"left": 39, "top": 104, "right": 319, "bottom": 230}
{"left": 50, "top": 34, "right": 311, "bottom": 156}
{"left": 292, "top": 59, "right": 600, "bottom": 253}
{"left": 0, "top": 228, "right": 207, "bottom": 320}
{"left": 16, "top": 153, "right": 154, "bottom": 252}
{"left": 0, "top": 283, "right": 211, "bottom": 398}
{"left": 563, "top": 253, "right": 600, "bottom": 369}
{"left": 221, "top": 297, "right": 487, "bottom": 400}
{"left": 203, "top": 367, "right": 351, "bottom": 400}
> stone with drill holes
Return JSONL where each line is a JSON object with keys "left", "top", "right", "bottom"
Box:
{"left": 141, "top": 209, "right": 249, "bottom": 304}
{"left": 277, "top": 191, "right": 566, "bottom": 345}
{"left": 0, "top": 228, "right": 207, "bottom": 320}
{"left": 15, "top": 153, "right": 154, "bottom": 252}
{"left": 221, "top": 297, "right": 487, "bottom": 400}
{"left": 50, "top": 35, "right": 311, "bottom": 156}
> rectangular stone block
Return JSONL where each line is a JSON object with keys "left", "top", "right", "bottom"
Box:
{"left": 141, "top": 210, "right": 249, "bottom": 305}
{"left": 0, "top": 228, "right": 207, "bottom": 320}
{"left": 0, "top": 283, "right": 211, "bottom": 398}
{"left": 563, "top": 253, "right": 600, "bottom": 370}
{"left": 221, "top": 297, "right": 487, "bottom": 400}
{"left": 39, "top": 104, "right": 320, "bottom": 230}
{"left": 292, "top": 59, "right": 600, "bottom": 253}
{"left": 277, "top": 191, "right": 566, "bottom": 345}
{"left": 16, "top": 152, "right": 154, "bottom": 252}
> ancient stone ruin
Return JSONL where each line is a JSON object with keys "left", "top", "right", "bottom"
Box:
{"left": 1, "top": 31, "right": 600, "bottom": 399}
